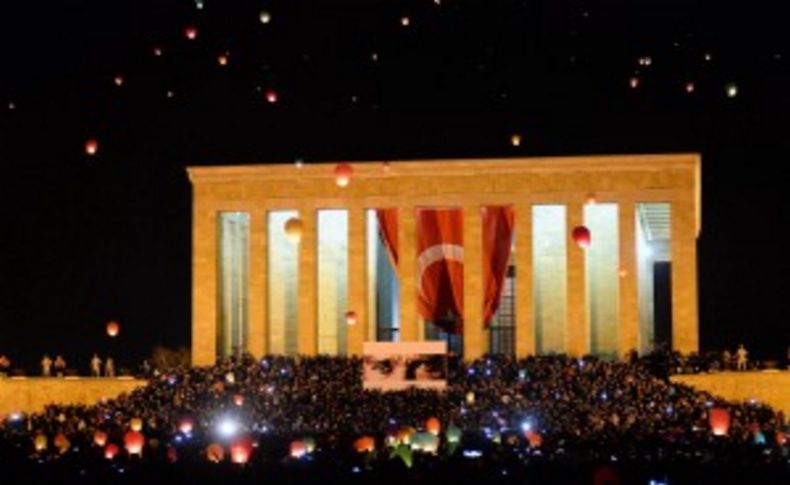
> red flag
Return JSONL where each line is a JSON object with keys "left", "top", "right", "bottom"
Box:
{"left": 482, "top": 206, "right": 515, "bottom": 327}
{"left": 416, "top": 208, "right": 464, "bottom": 333}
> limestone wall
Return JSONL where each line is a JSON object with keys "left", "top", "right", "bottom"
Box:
{"left": 0, "top": 377, "right": 147, "bottom": 416}
{"left": 672, "top": 371, "right": 790, "bottom": 415}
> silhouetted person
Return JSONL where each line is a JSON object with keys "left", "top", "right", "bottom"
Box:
{"left": 736, "top": 344, "right": 748, "bottom": 371}
{"left": 54, "top": 355, "right": 66, "bottom": 377}
{"left": 90, "top": 354, "right": 102, "bottom": 377}
{"left": 105, "top": 358, "right": 115, "bottom": 377}
{"left": 41, "top": 354, "right": 53, "bottom": 377}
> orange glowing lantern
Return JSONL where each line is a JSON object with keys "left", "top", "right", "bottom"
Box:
{"left": 353, "top": 436, "right": 375, "bottom": 453}
{"left": 106, "top": 320, "right": 119, "bottom": 337}
{"left": 33, "top": 434, "right": 48, "bottom": 452}
{"left": 153, "top": 46, "right": 163, "bottom": 57}
{"left": 85, "top": 139, "right": 99, "bottom": 156}
{"left": 185, "top": 26, "right": 198, "bottom": 40}
{"left": 54, "top": 433, "right": 70, "bottom": 453}
{"left": 206, "top": 443, "right": 225, "bottom": 463}
{"left": 525, "top": 430, "right": 543, "bottom": 447}
{"left": 265, "top": 90, "right": 278, "bottom": 103}
{"left": 572, "top": 226, "right": 591, "bottom": 248}
{"left": 94, "top": 430, "right": 108, "bottom": 447}
{"left": 234, "top": 394, "right": 244, "bottom": 406}
{"left": 425, "top": 417, "right": 441, "bottom": 436}
{"left": 685, "top": 82, "right": 695, "bottom": 93}
{"left": 130, "top": 417, "right": 143, "bottom": 432}
{"left": 345, "top": 311, "right": 357, "bottom": 326}
{"left": 585, "top": 192, "right": 597, "bottom": 205}
{"left": 334, "top": 163, "right": 353, "bottom": 187}
{"left": 230, "top": 439, "right": 253, "bottom": 464}
{"left": 104, "top": 443, "right": 119, "bottom": 460}
{"left": 510, "top": 134, "right": 522, "bottom": 147}
{"left": 397, "top": 426, "right": 416, "bottom": 445}
{"left": 124, "top": 430, "right": 145, "bottom": 456}
{"left": 290, "top": 440, "right": 307, "bottom": 458}
{"left": 776, "top": 431, "right": 787, "bottom": 446}
{"left": 179, "top": 418, "right": 194, "bottom": 434}
{"left": 709, "top": 408, "right": 731, "bottom": 436}
{"left": 114, "top": 75, "right": 124, "bottom": 87}
{"left": 284, "top": 217, "right": 304, "bottom": 244}
{"left": 218, "top": 53, "right": 229, "bottom": 66}
{"left": 629, "top": 76, "right": 640, "bottom": 89}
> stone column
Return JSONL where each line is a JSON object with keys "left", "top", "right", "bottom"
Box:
{"left": 618, "top": 201, "right": 638, "bottom": 358}
{"left": 298, "top": 207, "right": 318, "bottom": 355}
{"left": 463, "top": 204, "right": 485, "bottom": 360}
{"left": 566, "top": 202, "right": 588, "bottom": 356}
{"left": 247, "top": 210, "right": 267, "bottom": 357}
{"left": 671, "top": 194, "right": 699, "bottom": 354}
{"left": 398, "top": 205, "right": 418, "bottom": 342}
{"left": 515, "top": 203, "right": 535, "bottom": 357}
{"left": 347, "top": 207, "right": 367, "bottom": 355}
{"left": 192, "top": 205, "right": 217, "bottom": 366}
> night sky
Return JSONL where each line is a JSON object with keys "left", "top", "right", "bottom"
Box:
{"left": 1, "top": 0, "right": 788, "bottom": 371}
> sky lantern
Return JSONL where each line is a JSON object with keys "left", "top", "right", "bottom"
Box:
{"left": 401, "top": 16, "right": 411, "bottom": 27}
{"left": 265, "top": 89, "right": 278, "bottom": 103}
{"left": 217, "top": 53, "right": 229, "bottom": 66}
{"left": 345, "top": 310, "right": 357, "bottom": 326}
{"left": 259, "top": 10, "right": 271, "bottom": 24}
{"left": 629, "top": 76, "right": 640, "bottom": 89}
{"left": 233, "top": 393, "right": 244, "bottom": 406}
{"left": 206, "top": 443, "right": 224, "bottom": 463}
{"left": 776, "top": 431, "right": 787, "bottom": 446}
{"left": 85, "top": 139, "right": 99, "bottom": 156}
{"left": 383, "top": 161, "right": 391, "bottom": 171}
{"left": 425, "top": 417, "right": 441, "bottom": 435}
{"left": 130, "top": 417, "right": 143, "bottom": 432}
{"left": 106, "top": 320, "right": 119, "bottom": 337}
{"left": 93, "top": 430, "right": 108, "bottom": 447}
{"left": 465, "top": 391, "right": 475, "bottom": 404}
{"left": 334, "top": 163, "right": 353, "bottom": 187}
{"left": 709, "top": 407, "right": 731, "bottom": 436}
{"left": 572, "top": 226, "right": 591, "bottom": 248}
{"left": 33, "top": 434, "right": 48, "bottom": 452}
{"left": 685, "top": 82, "right": 695, "bottom": 93}
{"left": 104, "top": 443, "right": 119, "bottom": 460}
{"left": 54, "top": 433, "right": 70, "bottom": 453}
{"left": 153, "top": 46, "right": 163, "bottom": 57}
{"left": 410, "top": 432, "right": 439, "bottom": 453}
{"left": 230, "top": 439, "right": 253, "bottom": 464}
{"left": 510, "top": 133, "right": 522, "bottom": 147}
{"left": 284, "top": 217, "right": 304, "bottom": 244}
{"left": 167, "top": 445, "right": 178, "bottom": 463}
{"left": 114, "top": 75, "right": 124, "bottom": 87}
{"left": 290, "top": 440, "right": 307, "bottom": 458}
{"left": 525, "top": 430, "right": 543, "bottom": 447}
{"left": 185, "top": 26, "right": 198, "bottom": 40}
{"left": 353, "top": 436, "right": 375, "bottom": 453}
{"left": 302, "top": 437, "right": 316, "bottom": 453}
{"left": 124, "top": 430, "right": 145, "bottom": 456}
{"left": 445, "top": 424, "right": 462, "bottom": 444}
{"left": 725, "top": 82, "right": 738, "bottom": 98}
{"left": 397, "top": 426, "right": 416, "bottom": 445}
{"left": 179, "top": 418, "right": 194, "bottom": 434}
{"left": 585, "top": 192, "right": 597, "bottom": 205}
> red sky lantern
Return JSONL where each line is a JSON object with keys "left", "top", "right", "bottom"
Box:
{"left": 93, "top": 430, "right": 108, "bottom": 447}
{"left": 572, "top": 225, "right": 591, "bottom": 248}
{"left": 353, "top": 436, "right": 375, "bottom": 453}
{"left": 167, "top": 445, "right": 178, "bottom": 462}
{"left": 85, "top": 139, "right": 99, "bottom": 156}
{"left": 106, "top": 320, "right": 119, "bottom": 337}
{"left": 709, "top": 407, "right": 731, "bottom": 436}
{"left": 425, "top": 417, "right": 441, "bottom": 435}
{"left": 179, "top": 418, "right": 194, "bottom": 434}
{"left": 526, "top": 430, "right": 543, "bottom": 447}
{"left": 33, "top": 434, "right": 47, "bottom": 452}
{"left": 234, "top": 394, "right": 244, "bottom": 406}
{"left": 54, "top": 433, "right": 70, "bottom": 453}
{"left": 284, "top": 217, "right": 304, "bottom": 244}
{"left": 218, "top": 53, "right": 229, "bottom": 66}
{"left": 124, "top": 430, "right": 145, "bottom": 456}
{"left": 345, "top": 310, "right": 357, "bottom": 326}
{"left": 104, "top": 443, "right": 119, "bottom": 460}
{"left": 206, "top": 443, "right": 224, "bottom": 463}
{"left": 629, "top": 76, "right": 639, "bottom": 89}
{"left": 334, "top": 163, "right": 353, "bottom": 187}
{"left": 130, "top": 417, "right": 143, "bottom": 431}
{"left": 185, "top": 26, "right": 198, "bottom": 40}
{"left": 290, "top": 440, "right": 307, "bottom": 458}
{"left": 114, "top": 75, "right": 124, "bottom": 87}
{"left": 230, "top": 439, "right": 253, "bottom": 464}
{"left": 510, "top": 133, "right": 522, "bottom": 147}
{"left": 265, "top": 90, "right": 278, "bottom": 103}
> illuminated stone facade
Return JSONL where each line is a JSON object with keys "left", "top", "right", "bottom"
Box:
{"left": 188, "top": 154, "right": 701, "bottom": 365}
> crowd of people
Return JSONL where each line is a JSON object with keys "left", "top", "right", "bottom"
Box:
{"left": 1, "top": 353, "right": 789, "bottom": 483}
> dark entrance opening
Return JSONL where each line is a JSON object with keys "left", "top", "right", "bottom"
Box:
{"left": 653, "top": 262, "right": 673, "bottom": 350}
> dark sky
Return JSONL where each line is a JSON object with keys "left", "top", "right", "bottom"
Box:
{"left": 0, "top": 0, "right": 788, "bottom": 371}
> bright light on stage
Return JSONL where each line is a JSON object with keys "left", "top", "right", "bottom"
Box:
{"left": 217, "top": 417, "right": 239, "bottom": 438}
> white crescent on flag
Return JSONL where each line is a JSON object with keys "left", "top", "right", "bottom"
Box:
{"left": 417, "top": 244, "right": 464, "bottom": 301}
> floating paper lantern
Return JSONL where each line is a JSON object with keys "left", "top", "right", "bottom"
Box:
{"left": 85, "top": 139, "right": 99, "bottom": 156}
{"left": 114, "top": 76, "right": 124, "bottom": 87}
{"left": 401, "top": 16, "right": 410, "bottom": 27}
{"left": 33, "top": 434, "right": 48, "bottom": 452}
{"left": 345, "top": 311, "right": 357, "bottom": 326}
{"left": 265, "top": 90, "right": 278, "bottom": 103}
{"left": 179, "top": 418, "right": 194, "bottom": 434}
{"left": 284, "top": 217, "right": 304, "bottom": 244}
{"left": 234, "top": 394, "right": 244, "bottom": 406}
{"left": 185, "top": 26, "right": 198, "bottom": 40}
{"left": 153, "top": 46, "right": 163, "bottom": 57}
{"left": 572, "top": 226, "right": 591, "bottom": 248}
{"left": 725, "top": 82, "right": 738, "bottom": 98}
{"left": 629, "top": 76, "right": 639, "bottom": 89}
{"left": 334, "top": 163, "right": 353, "bottom": 187}
{"left": 206, "top": 443, "right": 225, "bottom": 463}
{"left": 525, "top": 430, "right": 543, "bottom": 447}
{"left": 425, "top": 417, "right": 441, "bottom": 436}
{"left": 709, "top": 408, "right": 731, "bottom": 436}
{"left": 104, "top": 443, "right": 119, "bottom": 460}
{"left": 230, "top": 438, "right": 253, "bottom": 464}
{"left": 54, "top": 433, "right": 70, "bottom": 453}
{"left": 410, "top": 432, "right": 439, "bottom": 454}
{"left": 106, "top": 320, "right": 119, "bottom": 337}
{"left": 585, "top": 193, "right": 597, "bottom": 205}
{"left": 217, "top": 53, "right": 229, "bottom": 66}
{"left": 465, "top": 391, "right": 475, "bottom": 404}
{"left": 510, "top": 134, "right": 522, "bottom": 147}
{"left": 445, "top": 424, "right": 462, "bottom": 444}
{"left": 94, "top": 430, "right": 108, "bottom": 447}
{"left": 353, "top": 436, "right": 375, "bottom": 453}
{"left": 259, "top": 11, "right": 271, "bottom": 24}
{"left": 397, "top": 426, "right": 416, "bottom": 445}
{"left": 290, "top": 440, "right": 307, "bottom": 458}
{"left": 130, "top": 417, "right": 143, "bottom": 432}
{"left": 124, "top": 430, "right": 145, "bottom": 456}
{"left": 685, "top": 82, "right": 695, "bottom": 93}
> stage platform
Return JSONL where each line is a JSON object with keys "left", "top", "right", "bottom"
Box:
{"left": 672, "top": 370, "right": 790, "bottom": 414}
{"left": 0, "top": 376, "right": 147, "bottom": 416}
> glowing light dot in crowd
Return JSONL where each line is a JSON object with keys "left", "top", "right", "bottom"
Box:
{"left": 185, "top": 26, "right": 198, "bottom": 40}
{"left": 106, "top": 320, "right": 119, "bottom": 337}
{"left": 130, "top": 417, "right": 143, "bottom": 431}
{"left": 709, "top": 408, "right": 731, "bottom": 436}
{"left": 54, "top": 433, "right": 70, "bottom": 453}
{"left": 234, "top": 394, "right": 244, "bottom": 406}
{"left": 259, "top": 11, "right": 271, "bottom": 24}
{"left": 345, "top": 310, "right": 357, "bottom": 326}
{"left": 179, "top": 418, "right": 194, "bottom": 434}
{"left": 93, "top": 430, "right": 108, "bottom": 447}
{"left": 230, "top": 439, "right": 253, "bottom": 464}
{"left": 465, "top": 391, "right": 475, "bottom": 404}
{"left": 629, "top": 76, "right": 639, "bottom": 89}
{"left": 295, "top": 158, "right": 304, "bottom": 168}
{"left": 265, "top": 90, "right": 278, "bottom": 103}
{"left": 104, "top": 443, "right": 119, "bottom": 460}
{"left": 572, "top": 225, "right": 591, "bottom": 248}
{"left": 510, "top": 133, "right": 522, "bottom": 147}
{"left": 445, "top": 424, "right": 462, "bottom": 444}
{"left": 725, "top": 82, "right": 738, "bottom": 98}
{"left": 284, "top": 217, "right": 304, "bottom": 244}
{"left": 334, "top": 163, "right": 353, "bottom": 187}
{"left": 290, "top": 440, "right": 307, "bottom": 458}
{"left": 124, "top": 430, "right": 145, "bottom": 456}
{"left": 217, "top": 417, "right": 239, "bottom": 438}
{"left": 526, "top": 430, "right": 543, "bottom": 447}
{"left": 206, "top": 443, "right": 224, "bottom": 463}
{"left": 85, "top": 138, "right": 99, "bottom": 156}
{"left": 33, "top": 434, "right": 48, "bottom": 452}
{"left": 114, "top": 75, "right": 124, "bottom": 87}
{"left": 302, "top": 437, "right": 316, "bottom": 453}
{"left": 353, "top": 436, "right": 375, "bottom": 453}
{"left": 425, "top": 417, "right": 441, "bottom": 435}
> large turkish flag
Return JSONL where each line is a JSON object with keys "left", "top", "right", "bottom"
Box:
{"left": 416, "top": 208, "right": 464, "bottom": 334}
